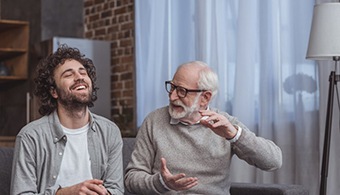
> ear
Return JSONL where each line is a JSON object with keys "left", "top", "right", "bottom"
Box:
{"left": 200, "top": 91, "right": 212, "bottom": 106}
{"left": 50, "top": 87, "right": 58, "bottom": 99}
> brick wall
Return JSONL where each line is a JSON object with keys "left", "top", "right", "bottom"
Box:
{"left": 83, "top": 0, "right": 136, "bottom": 136}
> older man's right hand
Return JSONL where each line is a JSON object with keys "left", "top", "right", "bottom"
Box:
{"left": 160, "top": 158, "right": 198, "bottom": 191}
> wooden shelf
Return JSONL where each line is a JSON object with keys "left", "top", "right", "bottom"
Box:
{"left": 0, "top": 20, "right": 29, "bottom": 81}
{"left": 0, "top": 19, "right": 29, "bottom": 30}
{"left": 0, "top": 75, "right": 26, "bottom": 80}
{"left": 0, "top": 49, "right": 26, "bottom": 61}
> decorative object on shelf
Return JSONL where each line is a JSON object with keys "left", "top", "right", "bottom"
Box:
{"left": 0, "top": 62, "right": 10, "bottom": 76}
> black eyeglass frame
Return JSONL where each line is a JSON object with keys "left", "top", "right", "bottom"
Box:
{"left": 165, "top": 81, "right": 206, "bottom": 98}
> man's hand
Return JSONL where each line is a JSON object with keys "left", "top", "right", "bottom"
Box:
{"left": 56, "top": 179, "right": 109, "bottom": 195}
{"left": 160, "top": 158, "right": 198, "bottom": 191}
{"left": 199, "top": 110, "right": 237, "bottom": 139}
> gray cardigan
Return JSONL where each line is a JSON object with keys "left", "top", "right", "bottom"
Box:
{"left": 124, "top": 106, "right": 282, "bottom": 195}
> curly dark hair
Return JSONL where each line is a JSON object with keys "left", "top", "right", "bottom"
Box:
{"left": 34, "top": 44, "right": 98, "bottom": 116}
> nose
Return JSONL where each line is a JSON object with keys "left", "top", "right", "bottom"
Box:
{"left": 74, "top": 71, "right": 85, "bottom": 81}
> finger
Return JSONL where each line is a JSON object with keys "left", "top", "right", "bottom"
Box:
{"left": 87, "top": 179, "right": 104, "bottom": 185}
{"left": 200, "top": 117, "right": 220, "bottom": 128}
{"left": 161, "top": 158, "right": 167, "bottom": 171}
{"left": 99, "top": 184, "right": 108, "bottom": 192}
{"left": 199, "top": 119, "right": 214, "bottom": 127}
{"left": 171, "top": 173, "right": 187, "bottom": 181}
{"left": 87, "top": 183, "right": 107, "bottom": 195}
{"left": 202, "top": 112, "right": 220, "bottom": 122}
{"left": 178, "top": 181, "right": 198, "bottom": 190}
{"left": 177, "top": 177, "right": 198, "bottom": 186}
{"left": 178, "top": 180, "right": 198, "bottom": 190}
{"left": 199, "top": 109, "right": 212, "bottom": 115}
{"left": 175, "top": 177, "right": 198, "bottom": 190}
{"left": 161, "top": 157, "right": 172, "bottom": 176}
{"left": 210, "top": 115, "right": 221, "bottom": 123}
{"left": 210, "top": 120, "right": 224, "bottom": 127}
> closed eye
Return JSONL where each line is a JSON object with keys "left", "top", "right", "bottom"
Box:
{"left": 79, "top": 69, "right": 88, "bottom": 76}
{"left": 63, "top": 73, "right": 72, "bottom": 78}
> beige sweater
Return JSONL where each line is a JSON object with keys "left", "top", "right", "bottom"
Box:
{"left": 124, "top": 106, "right": 282, "bottom": 195}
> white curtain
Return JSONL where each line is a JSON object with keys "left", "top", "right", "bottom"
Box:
{"left": 135, "top": 1, "right": 340, "bottom": 195}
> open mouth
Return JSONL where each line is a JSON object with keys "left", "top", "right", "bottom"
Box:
{"left": 75, "top": 85, "right": 86, "bottom": 90}
{"left": 71, "top": 83, "right": 88, "bottom": 91}
{"left": 171, "top": 103, "right": 183, "bottom": 110}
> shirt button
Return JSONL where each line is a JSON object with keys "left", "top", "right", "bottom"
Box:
{"left": 55, "top": 138, "right": 58, "bottom": 141}
{"left": 53, "top": 175, "right": 57, "bottom": 179}
{"left": 59, "top": 152, "right": 63, "bottom": 156}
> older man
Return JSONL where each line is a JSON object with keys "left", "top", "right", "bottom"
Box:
{"left": 124, "top": 61, "right": 282, "bottom": 195}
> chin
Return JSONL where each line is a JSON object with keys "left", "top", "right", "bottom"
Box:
{"left": 169, "top": 106, "right": 186, "bottom": 119}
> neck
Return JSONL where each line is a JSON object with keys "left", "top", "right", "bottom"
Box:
{"left": 57, "top": 104, "right": 89, "bottom": 129}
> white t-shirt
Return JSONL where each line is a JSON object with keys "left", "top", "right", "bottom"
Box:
{"left": 55, "top": 123, "right": 92, "bottom": 187}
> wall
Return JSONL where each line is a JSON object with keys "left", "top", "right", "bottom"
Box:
{"left": 84, "top": 0, "right": 136, "bottom": 136}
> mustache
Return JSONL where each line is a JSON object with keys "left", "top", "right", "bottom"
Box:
{"left": 70, "top": 80, "right": 89, "bottom": 89}
{"left": 171, "top": 100, "right": 184, "bottom": 107}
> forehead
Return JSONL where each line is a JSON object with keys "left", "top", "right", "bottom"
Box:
{"left": 173, "top": 65, "right": 200, "bottom": 88}
{"left": 54, "top": 59, "right": 84, "bottom": 73}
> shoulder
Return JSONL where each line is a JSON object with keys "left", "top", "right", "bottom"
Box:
{"left": 90, "top": 112, "right": 122, "bottom": 137}
{"left": 91, "top": 113, "right": 117, "bottom": 127}
{"left": 138, "top": 106, "right": 171, "bottom": 137}
{"left": 17, "top": 115, "right": 50, "bottom": 137}
{"left": 145, "top": 106, "right": 169, "bottom": 120}
{"left": 15, "top": 115, "right": 56, "bottom": 151}
{"left": 140, "top": 106, "right": 170, "bottom": 128}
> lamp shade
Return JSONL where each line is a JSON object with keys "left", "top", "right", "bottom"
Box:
{"left": 306, "top": 3, "right": 340, "bottom": 60}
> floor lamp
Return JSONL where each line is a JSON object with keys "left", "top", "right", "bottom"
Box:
{"left": 306, "top": 3, "right": 340, "bottom": 195}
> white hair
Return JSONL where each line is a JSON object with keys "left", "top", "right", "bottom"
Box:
{"left": 178, "top": 61, "right": 219, "bottom": 98}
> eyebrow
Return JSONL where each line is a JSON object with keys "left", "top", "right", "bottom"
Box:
{"left": 60, "top": 67, "right": 87, "bottom": 77}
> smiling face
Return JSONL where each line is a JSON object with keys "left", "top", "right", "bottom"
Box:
{"left": 50, "top": 59, "right": 93, "bottom": 109}
{"left": 168, "top": 64, "right": 204, "bottom": 120}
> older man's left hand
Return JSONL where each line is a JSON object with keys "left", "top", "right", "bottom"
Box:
{"left": 199, "top": 110, "right": 238, "bottom": 139}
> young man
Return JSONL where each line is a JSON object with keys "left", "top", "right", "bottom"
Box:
{"left": 11, "top": 45, "right": 124, "bottom": 194}
{"left": 124, "top": 61, "right": 282, "bottom": 194}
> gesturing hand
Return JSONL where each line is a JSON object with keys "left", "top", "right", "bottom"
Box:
{"left": 160, "top": 158, "right": 198, "bottom": 191}
{"left": 199, "top": 110, "right": 237, "bottom": 139}
{"left": 56, "top": 179, "right": 109, "bottom": 195}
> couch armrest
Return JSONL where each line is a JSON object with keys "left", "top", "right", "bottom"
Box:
{"left": 230, "top": 182, "right": 309, "bottom": 195}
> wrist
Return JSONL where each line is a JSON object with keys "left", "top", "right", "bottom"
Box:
{"left": 56, "top": 187, "right": 63, "bottom": 195}
{"left": 226, "top": 125, "right": 242, "bottom": 143}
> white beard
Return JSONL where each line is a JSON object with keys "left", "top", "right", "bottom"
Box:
{"left": 168, "top": 94, "right": 200, "bottom": 119}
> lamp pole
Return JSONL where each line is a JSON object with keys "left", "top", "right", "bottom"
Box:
{"left": 319, "top": 57, "right": 339, "bottom": 195}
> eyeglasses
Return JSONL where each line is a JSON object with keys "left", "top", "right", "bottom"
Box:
{"left": 165, "top": 81, "right": 206, "bottom": 98}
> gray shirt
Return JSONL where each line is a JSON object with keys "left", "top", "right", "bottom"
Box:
{"left": 124, "top": 106, "right": 282, "bottom": 195}
{"left": 11, "top": 111, "right": 124, "bottom": 195}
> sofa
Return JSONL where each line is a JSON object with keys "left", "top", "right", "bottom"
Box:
{"left": 0, "top": 137, "right": 309, "bottom": 195}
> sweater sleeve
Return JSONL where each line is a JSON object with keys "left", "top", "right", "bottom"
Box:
{"left": 124, "top": 117, "right": 170, "bottom": 195}
{"left": 230, "top": 122, "right": 282, "bottom": 171}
